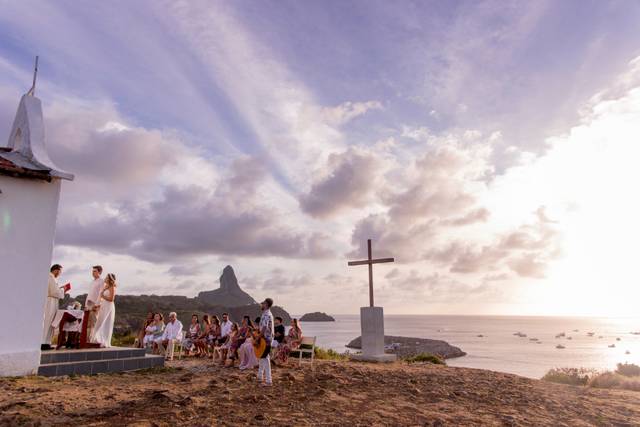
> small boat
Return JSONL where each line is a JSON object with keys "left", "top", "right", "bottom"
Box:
{"left": 556, "top": 344, "right": 565, "bottom": 349}
{"left": 631, "top": 331, "right": 640, "bottom": 335}
{"left": 573, "top": 329, "right": 579, "bottom": 332}
{"left": 587, "top": 332, "right": 595, "bottom": 337}
{"left": 626, "top": 350, "right": 631, "bottom": 355}
{"left": 609, "top": 344, "right": 616, "bottom": 348}
{"left": 566, "top": 337, "right": 572, "bottom": 340}
{"left": 513, "top": 332, "right": 527, "bottom": 338}
{"left": 476, "top": 334, "right": 484, "bottom": 338}
{"left": 529, "top": 338, "right": 539, "bottom": 342}
{"left": 555, "top": 332, "right": 566, "bottom": 338}
{"left": 616, "top": 337, "right": 621, "bottom": 341}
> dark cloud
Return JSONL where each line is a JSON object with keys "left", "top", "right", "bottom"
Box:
{"left": 57, "top": 156, "right": 334, "bottom": 262}
{"left": 299, "top": 148, "right": 382, "bottom": 218}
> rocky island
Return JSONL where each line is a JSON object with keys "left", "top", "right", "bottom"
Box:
{"left": 300, "top": 312, "right": 335, "bottom": 322}
{"left": 346, "top": 335, "right": 466, "bottom": 359}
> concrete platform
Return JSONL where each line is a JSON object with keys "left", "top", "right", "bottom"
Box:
{"left": 350, "top": 353, "right": 397, "bottom": 363}
{"left": 38, "top": 347, "right": 164, "bottom": 377}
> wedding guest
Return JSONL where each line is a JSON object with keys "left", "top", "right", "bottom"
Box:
{"left": 257, "top": 298, "right": 275, "bottom": 386}
{"left": 92, "top": 273, "right": 117, "bottom": 348}
{"left": 136, "top": 312, "right": 154, "bottom": 348}
{"left": 182, "top": 314, "right": 201, "bottom": 355}
{"left": 219, "top": 323, "right": 239, "bottom": 365}
{"left": 194, "top": 314, "right": 211, "bottom": 357}
{"left": 220, "top": 313, "right": 232, "bottom": 344}
{"left": 273, "top": 316, "right": 285, "bottom": 349}
{"left": 238, "top": 324, "right": 259, "bottom": 370}
{"left": 85, "top": 265, "right": 103, "bottom": 341}
{"left": 159, "top": 312, "right": 183, "bottom": 361}
{"left": 275, "top": 318, "right": 303, "bottom": 364}
{"left": 208, "top": 315, "right": 222, "bottom": 358}
{"left": 42, "top": 264, "right": 68, "bottom": 347}
{"left": 148, "top": 313, "right": 165, "bottom": 351}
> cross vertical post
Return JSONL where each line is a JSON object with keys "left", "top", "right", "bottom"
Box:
{"left": 368, "top": 239, "right": 374, "bottom": 307}
{"left": 348, "top": 238, "right": 395, "bottom": 307}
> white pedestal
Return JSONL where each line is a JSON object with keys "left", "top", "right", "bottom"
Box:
{"left": 350, "top": 306, "right": 396, "bottom": 362}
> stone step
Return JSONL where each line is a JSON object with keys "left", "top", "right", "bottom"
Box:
{"left": 40, "top": 347, "right": 146, "bottom": 365}
{"left": 37, "top": 354, "right": 165, "bottom": 377}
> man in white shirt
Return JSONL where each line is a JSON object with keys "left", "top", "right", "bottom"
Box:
{"left": 219, "top": 313, "right": 232, "bottom": 343}
{"left": 85, "top": 265, "right": 103, "bottom": 341}
{"left": 258, "top": 298, "right": 275, "bottom": 386}
{"left": 42, "top": 264, "right": 68, "bottom": 347}
{"left": 159, "top": 312, "right": 183, "bottom": 361}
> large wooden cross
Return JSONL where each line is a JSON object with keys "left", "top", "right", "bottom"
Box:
{"left": 347, "top": 239, "right": 394, "bottom": 307}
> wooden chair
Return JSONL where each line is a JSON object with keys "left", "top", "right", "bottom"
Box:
{"left": 296, "top": 336, "right": 316, "bottom": 366}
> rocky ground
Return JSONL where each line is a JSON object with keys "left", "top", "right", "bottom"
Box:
{"left": 1, "top": 359, "right": 640, "bottom": 426}
{"left": 346, "top": 335, "right": 467, "bottom": 359}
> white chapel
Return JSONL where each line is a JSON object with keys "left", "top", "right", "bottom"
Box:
{"left": 0, "top": 65, "right": 73, "bottom": 376}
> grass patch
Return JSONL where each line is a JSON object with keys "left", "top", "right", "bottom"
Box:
{"left": 314, "top": 347, "right": 349, "bottom": 361}
{"left": 541, "top": 367, "right": 596, "bottom": 386}
{"left": 112, "top": 332, "right": 137, "bottom": 347}
{"left": 404, "top": 352, "right": 446, "bottom": 365}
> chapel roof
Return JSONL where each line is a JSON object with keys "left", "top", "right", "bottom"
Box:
{"left": 0, "top": 90, "right": 74, "bottom": 182}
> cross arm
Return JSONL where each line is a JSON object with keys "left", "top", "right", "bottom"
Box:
{"left": 347, "top": 257, "right": 395, "bottom": 266}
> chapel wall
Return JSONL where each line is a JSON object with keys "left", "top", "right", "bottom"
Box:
{"left": 0, "top": 175, "right": 61, "bottom": 376}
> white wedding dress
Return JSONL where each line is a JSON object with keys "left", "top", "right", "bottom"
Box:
{"left": 92, "top": 287, "right": 115, "bottom": 348}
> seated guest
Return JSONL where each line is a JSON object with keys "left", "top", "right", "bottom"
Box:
{"left": 272, "top": 316, "right": 285, "bottom": 348}
{"left": 275, "top": 318, "right": 303, "bottom": 364}
{"left": 159, "top": 312, "right": 183, "bottom": 361}
{"left": 219, "top": 313, "right": 232, "bottom": 344}
{"left": 219, "top": 323, "right": 239, "bottom": 365}
{"left": 145, "top": 313, "right": 165, "bottom": 352}
{"left": 238, "top": 323, "right": 258, "bottom": 370}
{"left": 194, "top": 314, "right": 211, "bottom": 357}
{"left": 182, "top": 314, "right": 201, "bottom": 356}
{"left": 136, "top": 311, "right": 154, "bottom": 348}
{"left": 207, "top": 316, "right": 221, "bottom": 359}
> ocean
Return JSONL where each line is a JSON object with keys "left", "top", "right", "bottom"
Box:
{"left": 293, "top": 315, "right": 640, "bottom": 379}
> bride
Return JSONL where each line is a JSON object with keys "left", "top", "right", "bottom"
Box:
{"left": 92, "top": 273, "right": 117, "bottom": 348}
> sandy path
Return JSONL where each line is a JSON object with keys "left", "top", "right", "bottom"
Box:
{"left": 1, "top": 359, "right": 639, "bottom": 426}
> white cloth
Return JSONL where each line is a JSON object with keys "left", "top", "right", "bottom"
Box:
{"left": 220, "top": 320, "right": 232, "bottom": 338}
{"left": 86, "top": 278, "right": 103, "bottom": 308}
{"left": 51, "top": 309, "right": 84, "bottom": 329}
{"left": 143, "top": 324, "right": 160, "bottom": 347}
{"left": 92, "top": 287, "right": 115, "bottom": 347}
{"left": 162, "top": 320, "right": 183, "bottom": 341}
{"left": 42, "top": 273, "right": 65, "bottom": 344}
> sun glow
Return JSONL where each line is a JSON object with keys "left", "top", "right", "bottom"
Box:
{"left": 496, "top": 86, "right": 640, "bottom": 316}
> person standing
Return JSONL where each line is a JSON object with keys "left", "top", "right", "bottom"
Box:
{"left": 258, "top": 298, "right": 274, "bottom": 386}
{"left": 92, "top": 273, "right": 117, "bottom": 348}
{"left": 85, "top": 265, "right": 103, "bottom": 341}
{"left": 42, "top": 264, "right": 67, "bottom": 347}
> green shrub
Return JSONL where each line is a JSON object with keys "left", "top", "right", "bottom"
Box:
{"left": 289, "top": 346, "right": 348, "bottom": 361}
{"left": 616, "top": 363, "right": 640, "bottom": 377}
{"left": 541, "top": 367, "right": 596, "bottom": 386}
{"left": 404, "top": 352, "right": 445, "bottom": 365}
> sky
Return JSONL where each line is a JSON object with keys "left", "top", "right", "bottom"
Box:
{"left": 1, "top": 0, "right": 640, "bottom": 316}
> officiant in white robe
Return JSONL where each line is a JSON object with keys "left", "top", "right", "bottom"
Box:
{"left": 42, "top": 264, "right": 66, "bottom": 345}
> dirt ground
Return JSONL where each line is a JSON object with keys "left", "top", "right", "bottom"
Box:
{"left": 1, "top": 358, "right": 640, "bottom": 426}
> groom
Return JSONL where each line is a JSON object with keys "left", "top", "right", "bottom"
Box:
{"left": 85, "top": 265, "right": 103, "bottom": 341}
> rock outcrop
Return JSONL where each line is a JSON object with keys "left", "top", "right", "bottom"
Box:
{"left": 300, "top": 312, "right": 335, "bottom": 322}
{"left": 198, "top": 265, "right": 257, "bottom": 307}
{"left": 346, "top": 335, "right": 466, "bottom": 359}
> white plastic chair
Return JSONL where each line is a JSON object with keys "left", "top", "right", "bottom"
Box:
{"left": 298, "top": 336, "right": 316, "bottom": 366}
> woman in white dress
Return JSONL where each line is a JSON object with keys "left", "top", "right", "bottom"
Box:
{"left": 92, "top": 273, "right": 117, "bottom": 348}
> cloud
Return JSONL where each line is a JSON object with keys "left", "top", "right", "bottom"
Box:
{"left": 319, "top": 101, "right": 383, "bottom": 126}
{"left": 299, "top": 147, "right": 385, "bottom": 218}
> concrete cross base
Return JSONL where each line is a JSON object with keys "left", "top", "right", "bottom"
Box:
{"left": 350, "top": 353, "right": 397, "bottom": 363}
{"left": 352, "top": 306, "right": 396, "bottom": 363}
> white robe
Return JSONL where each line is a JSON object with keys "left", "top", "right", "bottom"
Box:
{"left": 92, "top": 287, "right": 115, "bottom": 348}
{"left": 42, "top": 273, "right": 64, "bottom": 344}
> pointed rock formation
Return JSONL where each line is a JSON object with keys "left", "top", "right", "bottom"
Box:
{"left": 197, "top": 265, "right": 257, "bottom": 307}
